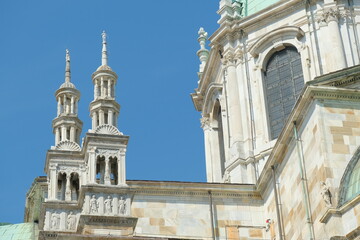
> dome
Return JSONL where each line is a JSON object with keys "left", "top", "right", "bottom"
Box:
{"left": 96, "top": 65, "right": 113, "bottom": 71}
{"left": 60, "top": 81, "right": 76, "bottom": 89}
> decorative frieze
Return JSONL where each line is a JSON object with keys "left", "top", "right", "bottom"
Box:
{"left": 83, "top": 193, "right": 131, "bottom": 216}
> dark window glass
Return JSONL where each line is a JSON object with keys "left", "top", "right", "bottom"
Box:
{"left": 264, "top": 46, "right": 304, "bottom": 139}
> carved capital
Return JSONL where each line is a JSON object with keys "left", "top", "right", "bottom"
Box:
{"left": 222, "top": 50, "right": 242, "bottom": 67}
{"left": 200, "top": 117, "right": 211, "bottom": 130}
{"left": 317, "top": 7, "right": 341, "bottom": 24}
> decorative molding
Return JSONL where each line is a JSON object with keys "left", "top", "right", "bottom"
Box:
{"left": 248, "top": 26, "right": 305, "bottom": 58}
{"left": 96, "top": 149, "right": 120, "bottom": 159}
{"left": 55, "top": 140, "right": 81, "bottom": 151}
{"left": 132, "top": 189, "right": 262, "bottom": 199}
{"left": 95, "top": 124, "right": 122, "bottom": 136}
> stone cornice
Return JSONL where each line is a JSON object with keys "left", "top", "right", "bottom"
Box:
{"left": 126, "top": 180, "right": 260, "bottom": 199}
{"left": 307, "top": 65, "right": 360, "bottom": 87}
{"left": 209, "top": 0, "right": 306, "bottom": 47}
{"left": 319, "top": 194, "right": 360, "bottom": 223}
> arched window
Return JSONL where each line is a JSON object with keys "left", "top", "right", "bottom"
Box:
{"left": 263, "top": 46, "right": 304, "bottom": 140}
{"left": 338, "top": 147, "right": 360, "bottom": 206}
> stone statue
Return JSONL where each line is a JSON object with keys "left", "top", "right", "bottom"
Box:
{"left": 51, "top": 213, "right": 60, "bottom": 229}
{"left": 90, "top": 195, "right": 99, "bottom": 214}
{"left": 104, "top": 196, "right": 112, "bottom": 214}
{"left": 118, "top": 196, "right": 126, "bottom": 215}
{"left": 67, "top": 211, "right": 76, "bottom": 230}
{"left": 320, "top": 181, "right": 332, "bottom": 207}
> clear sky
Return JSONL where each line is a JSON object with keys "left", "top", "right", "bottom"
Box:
{"left": 0, "top": 1, "right": 220, "bottom": 223}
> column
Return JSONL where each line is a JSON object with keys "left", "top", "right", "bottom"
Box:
{"left": 92, "top": 112, "right": 97, "bottom": 129}
{"left": 108, "top": 110, "right": 113, "bottom": 126}
{"left": 89, "top": 149, "right": 96, "bottom": 184}
{"left": 99, "top": 110, "right": 105, "bottom": 125}
{"left": 94, "top": 80, "right": 99, "bottom": 99}
{"left": 114, "top": 113, "right": 118, "bottom": 127}
{"left": 70, "top": 127, "right": 75, "bottom": 142}
{"left": 49, "top": 165, "right": 57, "bottom": 200}
{"left": 57, "top": 97, "right": 61, "bottom": 116}
{"left": 75, "top": 100, "right": 78, "bottom": 115}
{"left": 70, "top": 96, "right": 74, "bottom": 114}
{"left": 118, "top": 150, "right": 126, "bottom": 185}
{"left": 104, "top": 158, "right": 111, "bottom": 185}
{"left": 107, "top": 80, "right": 111, "bottom": 97}
{"left": 100, "top": 78, "right": 104, "bottom": 97}
{"left": 113, "top": 84, "right": 116, "bottom": 98}
{"left": 321, "top": 8, "right": 347, "bottom": 72}
{"left": 201, "top": 117, "right": 215, "bottom": 182}
{"left": 55, "top": 128, "right": 60, "bottom": 145}
{"left": 328, "top": 14, "right": 346, "bottom": 70}
{"left": 224, "top": 56, "right": 244, "bottom": 158}
{"left": 61, "top": 127, "right": 67, "bottom": 141}
{"left": 63, "top": 95, "right": 69, "bottom": 114}
{"left": 65, "top": 174, "right": 71, "bottom": 201}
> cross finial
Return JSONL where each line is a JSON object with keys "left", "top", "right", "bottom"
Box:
{"left": 65, "top": 49, "right": 71, "bottom": 83}
{"left": 101, "top": 31, "right": 108, "bottom": 66}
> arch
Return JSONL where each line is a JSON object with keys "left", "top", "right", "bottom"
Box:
{"left": 263, "top": 46, "right": 304, "bottom": 139}
{"left": 57, "top": 172, "right": 66, "bottom": 200}
{"left": 203, "top": 83, "right": 223, "bottom": 115}
{"left": 248, "top": 26, "right": 305, "bottom": 60}
{"left": 70, "top": 172, "right": 80, "bottom": 201}
{"left": 109, "top": 156, "right": 118, "bottom": 185}
{"left": 96, "top": 155, "right": 106, "bottom": 184}
{"left": 338, "top": 146, "right": 360, "bottom": 207}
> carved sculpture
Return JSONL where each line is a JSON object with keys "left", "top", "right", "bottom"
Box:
{"left": 104, "top": 196, "right": 113, "bottom": 214}
{"left": 90, "top": 195, "right": 99, "bottom": 214}
{"left": 119, "top": 196, "right": 126, "bottom": 215}
{"left": 51, "top": 213, "right": 60, "bottom": 229}
{"left": 67, "top": 211, "right": 76, "bottom": 230}
{"left": 320, "top": 181, "right": 332, "bottom": 207}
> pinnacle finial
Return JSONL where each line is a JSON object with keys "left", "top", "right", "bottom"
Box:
{"left": 101, "top": 30, "right": 108, "bottom": 66}
{"left": 65, "top": 49, "right": 71, "bottom": 83}
{"left": 197, "top": 27, "right": 209, "bottom": 76}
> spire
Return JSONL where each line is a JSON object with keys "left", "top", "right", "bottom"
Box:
{"left": 65, "top": 49, "right": 71, "bottom": 83}
{"left": 101, "top": 31, "right": 108, "bottom": 66}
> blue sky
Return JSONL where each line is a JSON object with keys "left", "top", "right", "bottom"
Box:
{"left": 0, "top": 1, "right": 219, "bottom": 223}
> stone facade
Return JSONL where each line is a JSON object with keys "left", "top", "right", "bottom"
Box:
{"left": 23, "top": 0, "right": 360, "bottom": 239}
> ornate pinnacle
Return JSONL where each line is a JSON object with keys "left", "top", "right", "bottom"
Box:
{"left": 65, "top": 49, "right": 71, "bottom": 83}
{"left": 101, "top": 30, "right": 108, "bottom": 66}
{"left": 197, "top": 27, "right": 209, "bottom": 76}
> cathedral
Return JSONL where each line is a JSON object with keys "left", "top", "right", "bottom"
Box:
{"left": 2, "top": 0, "right": 360, "bottom": 239}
